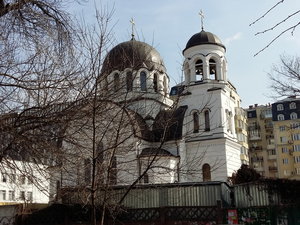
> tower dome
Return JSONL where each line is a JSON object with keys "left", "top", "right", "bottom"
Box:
{"left": 183, "top": 30, "right": 225, "bottom": 54}
{"left": 101, "top": 39, "right": 166, "bottom": 76}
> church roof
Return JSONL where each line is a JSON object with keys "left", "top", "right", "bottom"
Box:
{"left": 183, "top": 30, "right": 225, "bottom": 54}
{"left": 101, "top": 39, "right": 166, "bottom": 75}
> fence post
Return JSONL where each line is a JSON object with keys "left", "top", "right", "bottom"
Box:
{"left": 216, "top": 200, "right": 223, "bottom": 224}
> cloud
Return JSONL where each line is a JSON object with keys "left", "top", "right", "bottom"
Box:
{"left": 224, "top": 32, "right": 242, "bottom": 45}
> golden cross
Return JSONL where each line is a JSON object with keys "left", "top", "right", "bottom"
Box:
{"left": 199, "top": 10, "right": 204, "bottom": 30}
{"left": 130, "top": 18, "right": 135, "bottom": 39}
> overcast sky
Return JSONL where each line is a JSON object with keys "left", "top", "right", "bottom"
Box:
{"left": 72, "top": 0, "right": 300, "bottom": 107}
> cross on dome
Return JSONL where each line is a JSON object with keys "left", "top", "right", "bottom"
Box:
{"left": 130, "top": 18, "right": 135, "bottom": 40}
{"left": 199, "top": 10, "right": 204, "bottom": 30}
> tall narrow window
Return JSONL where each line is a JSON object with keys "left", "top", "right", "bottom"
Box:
{"left": 163, "top": 76, "right": 167, "bottom": 95}
{"left": 278, "top": 114, "right": 285, "bottom": 121}
{"left": 140, "top": 71, "right": 147, "bottom": 91}
{"left": 126, "top": 71, "right": 133, "bottom": 92}
{"left": 209, "top": 59, "right": 217, "bottom": 80}
{"left": 109, "top": 156, "right": 117, "bottom": 185}
{"left": 144, "top": 173, "right": 149, "bottom": 184}
{"left": 153, "top": 73, "right": 158, "bottom": 92}
{"left": 193, "top": 112, "right": 199, "bottom": 133}
{"left": 195, "top": 59, "right": 203, "bottom": 81}
{"left": 277, "top": 104, "right": 284, "bottom": 111}
{"left": 114, "top": 73, "right": 120, "bottom": 91}
{"left": 204, "top": 110, "right": 210, "bottom": 131}
{"left": 202, "top": 164, "right": 211, "bottom": 181}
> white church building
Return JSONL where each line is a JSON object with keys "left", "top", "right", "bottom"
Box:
{"left": 89, "top": 27, "right": 243, "bottom": 186}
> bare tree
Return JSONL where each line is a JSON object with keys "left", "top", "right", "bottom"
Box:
{"left": 250, "top": 0, "right": 300, "bottom": 56}
{"left": 269, "top": 54, "right": 300, "bottom": 98}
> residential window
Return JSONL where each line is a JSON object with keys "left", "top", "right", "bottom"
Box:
{"left": 294, "top": 156, "right": 300, "bottom": 163}
{"left": 8, "top": 191, "right": 15, "bottom": 201}
{"left": 280, "top": 136, "right": 287, "bottom": 143}
{"left": 292, "top": 133, "right": 300, "bottom": 141}
{"left": 277, "top": 104, "right": 284, "bottom": 111}
{"left": 268, "top": 149, "right": 276, "bottom": 155}
{"left": 283, "top": 170, "right": 290, "bottom": 176}
{"left": 294, "top": 145, "right": 300, "bottom": 152}
{"left": 279, "top": 126, "right": 286, "bottom": 131}
{"left": 290, "top": 102, "right": 296, "bottom": 109}
{"left": 283, "top": 158, "right": 289, "bottom": 164}
{"left": 277, "top": 114, "right": 285, "bottom": 121}
{"left": 282, "top": 147, "right": 288, "bottom": 153}
{"left": 193, "top": 112, "right": 199, "bottom": 133}
{"left": 140, "top": 71, "right": 147, "bottom": 91}
{"left": 290, "top": 112, "right": 298, "bottom": 119}
{"left": 296, "top": 168, "right": 300, "bottom": 175}
{"left": 291, "top": 123, "right": 300, "bottom": 129}
{"left": 0, "top": 190, "right": 6, "bottom": 201}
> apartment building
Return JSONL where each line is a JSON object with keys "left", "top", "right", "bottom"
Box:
{"left": 235, "top": 107, "right": 249, "bottom": 165}
{"left": 272, "top": 96, "right": 300, "bottom": 180}
{"left": 246, "top": 104, "right": 277, "bottom": 178}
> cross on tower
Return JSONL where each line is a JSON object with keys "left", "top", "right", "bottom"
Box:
{"left": 130, "top": 18, "right": 135, "bottom": 39}
{"left": 199, "top": 10, "right": 204, "bottom": 30}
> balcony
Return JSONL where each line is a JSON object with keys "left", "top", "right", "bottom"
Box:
{"left": 249, "top": 146, "right": 263, "bottom": 152}
{"left": 267, "top": 144, "right": 275, "bottom": 150}
{"left": 268, "top": 155, "right": 277, "bottom": 160}
{"left": 269, "top": 166, "right": 278, "bottom": 172}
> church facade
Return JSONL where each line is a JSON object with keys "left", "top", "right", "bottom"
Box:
{"left": 89, "top": 28, "right": 243, "bottom": 185}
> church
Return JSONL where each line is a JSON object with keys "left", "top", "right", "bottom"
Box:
{"left": 84, "top": 24, "right": 244, "bottom": 186}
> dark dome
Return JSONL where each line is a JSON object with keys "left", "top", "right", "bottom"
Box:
{"left": 183, "top": 30, "right": 225, "bottom": 53}
{"left": 101, "top": 39, "right": 166, "bottom": 75}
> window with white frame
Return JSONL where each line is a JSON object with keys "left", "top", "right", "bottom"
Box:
{"left": 277, "top": 104, "right": 284, "bottom": 111}
{"left": 279, "top": 126, "right": 286, "bottom": 131}
{"left": 295, "top": 168, "right": 300, "bottom": 175}
{"left": 0, "top": 190, "right": 6, "bottom": 201}
{"left": 290, "top": 102, "right": 296, "bottom": 109}
{"left": 27, "top": 192, "right": 33, "bottom": 201}
{"left": 282, "top": 158, "right": 289, "bottom": 164}
{"left": 292, "top": 133, "right": 300, "bottom": 141}
{"left": 283, "top": 170, "right": 290, "bottom": 176}
{"left": 290, "top": 112, "right": 298, "bottom": 119}
{"left": 291, "top": 123, "right": 300, "bottom": 129}
{"left": 282, "top": 147, "right": 288, "bottom": 153}
{"left": 280, "top": 136, "right": 287, "bottom": 143}
{"left": 294, "top": 145, "right": 300, "bottom": 152}
{"left": 277, "top": 114, "right": 285, "bottom": 121}
{"left": 294, "top": 156, "right": 300, "bottom": 163}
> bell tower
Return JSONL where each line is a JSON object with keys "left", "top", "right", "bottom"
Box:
{"left": 173, "top": 26, "right": 242, "bottom": 182}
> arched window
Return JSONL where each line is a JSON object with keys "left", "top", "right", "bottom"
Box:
{"left": 278, "top": 114, "right": 285, "bottom": 121}
{"left": 109, "top": 156, "right": 117, "bottom": 185}
{"left": 290, "top": 102, "right": 296, "bottom": 109}
{"left": 209, "top": 59, "right": 217, "bottom": 80}
{"left": 193, "top": 112, "right": 199, "bottom": 133}
{"left": 277, "top": 104, "right": 284, "bottom": 111}
{"left": 202, "top": 163, "right": 211, "bottom": 181}
{"left": 204, "top": 110, "right": 210, "bottom": 131}
{"left": 114, "top": 73, "right": 120, "bottom": 91}
{"left": 163, "top": 76, "right": 167, "bottom": 95}
{"left": 140, "top": 71, "right": 147, "bottom": 91}
{"left": 195, "top": 59, "right": 203, "bottom": 81}
{"left": 126, "top": 71, "right": 133, "bottom": 91}
{"left": 144, "top": 173, "right": 149, "bottom": 184}
{"left": 291, "top": 112, "right": 298, "bottom": 119}
{"left": 153, "top": 73, "right": 158, "bottom": 92}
